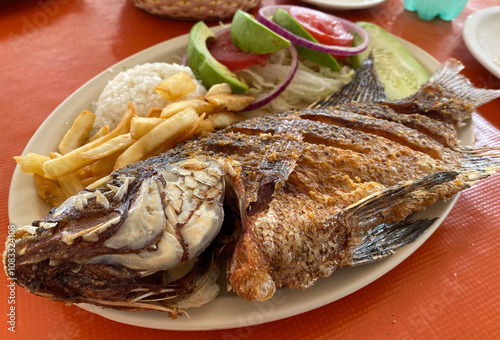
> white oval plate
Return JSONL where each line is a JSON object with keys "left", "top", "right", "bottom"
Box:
{"left": 463, "top": 6, "right": 500, "bottom": 79}
{"left": 299, "top": 0, "right": 387, "bottom": 10}
{"left": 9, "top": 30, "right": 472, "bottom": 330}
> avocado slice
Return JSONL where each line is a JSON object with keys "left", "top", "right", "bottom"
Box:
{"left": 231, "top": 10, "right": 290, "bottom": 54}
{"left": 351, "top": 22, "right": 430, "bottom": 100}
{"left": 272, "top": 8, "right": 340, "bottom": 71}
{"left": 187, "top": 21, "right": 249, "bottom": 94}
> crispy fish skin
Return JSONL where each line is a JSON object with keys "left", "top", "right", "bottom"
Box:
{"left": 224, "top": 59, "right": 500, "bottom": 302}
{"left": 224, "top": 119, "right": 471, "bottom": 300}
{"left": 5, "top": 58, "right": 500, "bottom": 312}
{"left": 231, "top": 114, "right": 454, "bottom": 186}
{"left": 331, "top": 102, "right": 461, "bottom": 149}
{"left": 7, "top": 156, "right": 225, "bottom": 317}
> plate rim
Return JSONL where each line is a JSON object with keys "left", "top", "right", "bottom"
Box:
{"left": 463, "top": 6, "right": 500, "bottom": 79}
{"left": 299, "top": 0, "right": 387, "bottom": 10}
{"left": 9, "top": 29, "right": 469, "bottom": 331}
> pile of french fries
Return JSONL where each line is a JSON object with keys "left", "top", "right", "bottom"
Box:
{"left": 15, "top": 72, "right": 254, "bottom": 207}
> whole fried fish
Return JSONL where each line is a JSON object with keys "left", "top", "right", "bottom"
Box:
{"left": 4, "top": 58, "right": 500, "bottom": 317}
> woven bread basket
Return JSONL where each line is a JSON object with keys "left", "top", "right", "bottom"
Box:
{"left": 131, "top": 0, "right": 261, "bottom": 21}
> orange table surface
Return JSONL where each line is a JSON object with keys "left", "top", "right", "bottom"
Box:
{"left": 1, "top": 0, "right": 500, "bottom": 339}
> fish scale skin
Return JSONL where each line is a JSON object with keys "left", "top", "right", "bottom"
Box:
{"left": 192, "top": 111, "right": 468, "bottom": 301}
{"left": 221, "top": 60, "right": 500, "bottom": 301}
{"left": 6, "top": 58, "right": 500, "bottom": 310}
{"left": 386, "top": 84, "right": 475, "bottom": 127}
{"left": 300, "top": 109, "right": 458, "bottom": 161}
{"left": 336, "top": 102, "right": 460, "bottom": 149}
{"left": 9, "top": 157, "right": 225, "bottom": 317}
{"left": 231, "top": 114, "right": 456, "bottom": 186}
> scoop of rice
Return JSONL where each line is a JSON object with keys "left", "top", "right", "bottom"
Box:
{"left": 92, "top": 63, "right": 206, "bottom": 131}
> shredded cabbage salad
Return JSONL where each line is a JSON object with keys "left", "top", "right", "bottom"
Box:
{"left": 236, "top": 49, "right": 355, "bottom": 113}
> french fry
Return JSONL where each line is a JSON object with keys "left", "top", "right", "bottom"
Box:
{"left": 33, "top": 173, "right": 66, "bottom": 206}
{"left": 211, "top": 112, "right": 244, "bottom": 129}
{"left": 183, "top": 112, "right": 206, "bottom": 141}
{"left": 43, "top": 104, "right": 136, "bottom": 179}
{"left": 205, "top": 93, "right": 255, "bottom": 112}
{"left": 130, "top": 117, "right": 164, "bottom": 139}
{"left": 78, "top": 153, "right": 121, "bottom": 180}
{"left": 155, "top": 72, "right": 197, "bottom": 101}
{"left": 80, "top": 175, "right": 106, "bottom": 188}
{"left": 58, "top": 110, "right": 96, "bottom": 154}
{"left": 114, "top": 108, "right": 199, "bottom": 170}
{"left": 87, "top": 125, "right": 110, "bottom": 143}
{"left": 205, "top": 83, "right": 232, "bottom": 96}
{"left": 58, "top": 171, "right": 85, "bottom": 198}
{"left": 147, "top": 108, "right": 163, "bottom": 118}
{"left": 14, "top": 153, "right": 50, "bottom": 177}
{"left": 113, "top": 103, "right": 136, "bottom": 135}
{"left": 50, "top": 152, "right": 62, "bottom": 159}
{"left": 78, "top": 133, "right": 135, "bottom": 160}
{"left": 153, "top": 113, "right": 207, "bottom": 156}
{"left": 160, "top": 99, "right": 215, "bottom": 119}
{"left": 197, "top": 115, "right": 214, "bottom": 135}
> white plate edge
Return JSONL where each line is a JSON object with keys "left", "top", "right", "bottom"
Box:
{"left": 8, "top": 30, "right": 471, "bottom": 331}
{"left": 299, "top": 0, "right": 387, "bottom": 10}
{"left": 463, "top": 6, "right": 500, "bottom": 79}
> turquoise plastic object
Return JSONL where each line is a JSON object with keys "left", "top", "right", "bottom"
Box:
{"left": 404, "top": 0, "right": 469, "bottom": 21}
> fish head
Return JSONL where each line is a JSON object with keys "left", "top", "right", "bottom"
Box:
{"left": 4, "top": 156, "right": 225, "bottom": 316}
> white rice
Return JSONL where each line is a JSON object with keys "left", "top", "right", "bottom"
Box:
{"left": 92, "top": 63, "right": 207, "bottom": 131}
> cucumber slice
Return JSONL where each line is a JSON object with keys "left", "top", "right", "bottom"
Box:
{"left": 352, "top": 22, "right": 430, "bottom": 101}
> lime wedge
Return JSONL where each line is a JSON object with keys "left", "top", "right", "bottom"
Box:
{"left": 352, "top": 22, "right": 430, "bottom": 101}
{"left": 231, "top": 10, "right": 290, "bottom": 54}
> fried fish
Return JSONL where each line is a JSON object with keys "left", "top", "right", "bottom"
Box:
{"left": 4, "top": 58, "right": 500, "bottom": 317}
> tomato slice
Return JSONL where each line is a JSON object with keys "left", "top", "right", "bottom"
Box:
{"left": 289, "top": 7, "right": 353, "bottom": 47}
{"left": 208, "top": 29, "right": 271, "bottom": 72}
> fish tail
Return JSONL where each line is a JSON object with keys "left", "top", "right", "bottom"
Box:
{"left": 350, "top": 217, "right": 437, "bottom": 266}
{"left": 339, "top": 171, "right": 460, "bottom": 226}
{"left": 342, "top": 168, "right": 497, "bottom": 228}
{"left": 460, "top": 146, "right": 500, "bottom": 174}
{"left": 429, "top": 59, "right": 500, "bottom": 108}
{"left": 341, "top": 166, "right": 498, "bottom": 266}
{"left": 335, "top": 172, "right": 460, "bottom": 266}
{"left": 461, "top": 167, "right": 500, "bottom": 187}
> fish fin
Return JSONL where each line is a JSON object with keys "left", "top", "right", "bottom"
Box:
{"left": 341, "top": 168, "right": 498, "bottom": 266}
{"left": 461, "top": 167, "right": 500, "bottom": 187}
{"left": 308, "top": 55, "right": 386, "bottom": 109}
{"left": 428, "top": 59, "right": 500, "bottom": 108}
{"left": 337, "top": 171, "right": 460, "bottom": 227}
{"left": 350, "top": 217, "right": 437, "bottom": 266}
{"left": 334, "top": 172, "right": 459, "bottom": 267}
{"left": 460, "top": 146, "right": 500, "bottom": 172}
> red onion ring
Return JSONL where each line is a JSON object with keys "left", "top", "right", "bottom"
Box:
{"left": 243, "top": 43, "right": 298, "bottom": 111}
{"left": 198, "top": 27, "right": 299, "bottom": 111}
{"left": 180, "top": 53, "right": 188, "bottom": 66}
{"left": 257, "top": 5, "right": 369, "bottom": 56}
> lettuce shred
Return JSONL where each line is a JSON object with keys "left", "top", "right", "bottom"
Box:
{"left": 236, "top": 49, "right": 355, "bottom": 113}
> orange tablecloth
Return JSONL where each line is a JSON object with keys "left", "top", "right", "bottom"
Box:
{"left": 1, "top": 0, "right": 499, "bottom": 339}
